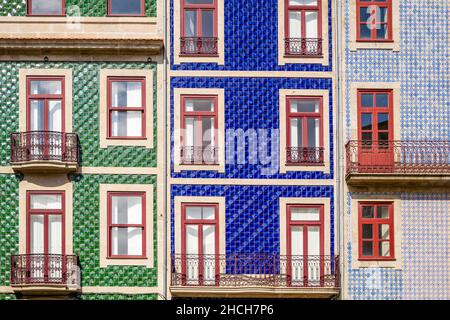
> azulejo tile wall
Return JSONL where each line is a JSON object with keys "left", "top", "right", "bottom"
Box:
{"left": 344, "top": 0, "right": 450, "bottom": 299}
{"left": 0, "top": 62, "right": 158, "bottom": 167}
{"left": 0, "top": 0, "right": 157, "bottom": 17}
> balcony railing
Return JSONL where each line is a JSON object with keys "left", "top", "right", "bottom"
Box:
{"left": 10, "top": 254, "right": 80, "bottom": 288}
{"left": 181, "top": 37, "right": 218, "bottom": 55}
{"left": 171, "top": 254, "right": 339, "bottom": 288}
{"left": 346, "top": 140, "right": 450, "bottom": 175}
{"left": 285, "top": 38, "right": 323, "bottom": 56}
{"left": 10, "top": 131, "right": 79, "bottom": 164}
{"left": 181, "top": 146, "right": 218, "bottom": 165}
{"left": 287, "top": 147, "right": 324, "bottom": 165}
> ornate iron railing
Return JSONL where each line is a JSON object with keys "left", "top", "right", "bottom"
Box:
{"left": 346, "top": 140, "right": 450, "bottom": 175}
{"left": 171, "top": 254, "right": 339, "bottom": 288}
{"left": 285, "top": 38, "right": 323, "bottom": 56}
{"left": 287, "top": 147, "right": 324, "bottom": 164}
{"left": 10, "top": 254, "right": 80, "bottom": 287}
{"left": 10, "top": 131, "right": 79, "bottom": 164}
{"left": 180, "top": 37, "right": 218, "bottom": 55}
{"left": 181, "top": 146, "right": 218, "bottom": 165}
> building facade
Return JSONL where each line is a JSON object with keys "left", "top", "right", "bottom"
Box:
{"left": 167, "top": 0, "right": 339, "bottom": 299}
{"left": 340, "top": 0, "right": 450, "bottom": 300}
{"left": 0, "top": 0, "right": 165, "bottom": 300}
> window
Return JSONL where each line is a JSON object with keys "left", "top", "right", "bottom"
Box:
{"left": 107, "top": 77, "right": 146, "bottom": 139}
{"left": 358, "top": 202, "right": 394, "bottom": 260}
{"left": 286, "top": 96, "right": 323, "bottom": 165}
{"left": 181, "top": 203, "right": 219, "bottom": 286}
{"left": 107, "top": 192, "right": 146, "bottom": 258}
{"left": 356, "top": 0, "right": 392, "bottom": 41}
{"left": 27, "top": 0, "right": 65, "bottom": 16}
{"left": 285, "top": 0, "right": 322, "bottom": 56}
{"left": 181, "top": 0, "right": 218, "bottom": 55}
{"left": 108, "top": 0, "right": 145, "bottom": 16}
{"left": 180, "top": 95, "right": 218, "bottom": 165}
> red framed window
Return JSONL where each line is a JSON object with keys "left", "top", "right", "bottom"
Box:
{"left": 27, "top": 0, "right": 65, "bottom": 16}
{"left": 180, "top": 95, "right": 218, "bottom": 165}
{"left": 27, "top": 76, "right": 65, "bottom": 132}
{"left": 284, "top": 0, "right": 322, "bottom": 56}
{"left": 286, "top": 204, "right": 324, "bottom": 286}
{"left": 107, "top": 0, "right": 145, "bottom": 17}
{"left": 27, "top": 191, "right": 65, "bottom": 255}
{"left": 358, "top": 202, "right": 394, "bottom": 260}
{"left": 181, "top": 203, "right": 219, "bottom": 286}
{"left": 107, "top": 192, "right": 146, "bottom": 258}
{"left": 356, "top": 0, "right": 392, "bottom": 41}
{"left": 180, "top": 0, "right": 218, "bottom": 55}
{"left": 107, "top": 77, "right": 146, "bottom": 139}
{"left": 286, "top": 96, "right": 324, "bottom": 164}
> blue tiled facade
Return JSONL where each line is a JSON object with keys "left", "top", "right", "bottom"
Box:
{"left": 169, "top": 0, "right": 336, "bottom": 291}
{"left": 343, "top": 0, "right": 450, "bottom": 300}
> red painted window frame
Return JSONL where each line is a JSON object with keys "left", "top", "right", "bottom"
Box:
{"left": 357, "top": 89, "right": 393, "bottom": 143}
{"left": 26, "top": 76, "right": 66, "bottom": 132}
{"left": 26, "top": 191, "right": 66, "bottom": 255}
{"left": 180, "top": 95, "right": 219, "bottom": 164}
{"left": 180, "top": 0, "right": 218, "bottom": 56}
{"left": 107, "top": 191, "right": 147, "bottom": 259}
{"left": 358, "top": 202, "right": 395, "bottom": 260}
{"left": 181, "top": 202, "right": 219, "bottom": 286}
{"left": 286, "top": 204, "right": 324, "bottom": 287}
{"left": 106, "top": 76, "right": 146, "bottom": 140}
{"left": 356, "top": 0, "right": 393, "bottom": 42}
{"left": 107, "top": 0, "right": 146, "bottom": 17}
{"left": 27, "top": 0, "right": 66, "bottom": 16}
{"left": 286, "top": 96, "right": 324, "bottom": 164}
{"left": 284, "top": 0, "right": 322, "bottom": 40}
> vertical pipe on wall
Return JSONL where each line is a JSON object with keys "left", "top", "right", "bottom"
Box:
{"left": 162, "top": 0, "right": 168, "bottom": 301}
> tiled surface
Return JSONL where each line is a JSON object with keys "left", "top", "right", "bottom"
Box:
{"left": 0, "top": 0, "right": 157, "bottom": 17}
{"left": 79, "top": 293, "right": 157, "bottom": 300}
{"left": 170, "top": 77, "right": 334, "bottom": 179}
{"left": 0, "top": 62, "right": 158, "bottom": 167}
{"left": 171, "top": 185, "right": 335, "bottom": 256}
{"left": 170, "top": 0, "right": 333, "bottom": 71}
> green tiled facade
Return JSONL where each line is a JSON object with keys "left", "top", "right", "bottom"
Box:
{"left": 0, "top": 0, "right": 157, "bottom": 17}
{"left": 0, "top": 62, "right": 158, "bottom": 168}
{"left": 79, "top": 293, "right": 158, "bottom": 300}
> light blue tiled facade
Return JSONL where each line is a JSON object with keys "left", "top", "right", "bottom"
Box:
{"left": 344, "top": 0, "right": 450, "bottom": 300}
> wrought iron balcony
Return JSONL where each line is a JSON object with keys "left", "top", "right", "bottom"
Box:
{"left": 180, "top": 146, "right": 218, "bottom": 165}
{"left": 285, "top": 38, "right": 323, "bottom": 56}
{"left": 346, "top": 140, "right": 450, "bottom": 186}
{"left": 171, "top": 254, "right": 340, "bottom": 298}
{"left": 286, "top": 147, "right": 324, "bottom": 165}
{"left": 180, "top": 37, "right": 218, "bottom": 55}
{"left": 10, "top": 254, "right": 80, "bottom": 295}
{"left": 10, "top": 131, "right": 79, "bottom": 172}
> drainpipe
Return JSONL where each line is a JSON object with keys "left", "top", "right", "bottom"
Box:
{"left": 162, "top": 0, "right": 168, "bottom": 301}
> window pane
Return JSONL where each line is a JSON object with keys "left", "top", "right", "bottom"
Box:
{"left": 185, "top": 99, "right": 214, "bottom": 112}
{"left": 359, "top": 23, "right": 372, "bottom": 39}
{"left": 30, "top": 0, "right": 62, "bottom": 15}
{"left": 30, "top": 100, "right": 45, "bottom": 131}
{"left": 379, "top": 224, "right": 390, "bottom": 240}
{"left": 186, "top": 0, "right": 213, "bottom": 3}
{"left": 30, "top": 80, "right": 62, "bottom": 95}
{"left": 307, "top": 226, "right": 320, "bottom": 256}
{"left": 48, "top": 100, "right": 62, "bottom": 132}
{"left": 362, "top": 224, "right": 373, "bottom": 239}
{"left": 307, "top": 118, "right": 319, "bottom": 148}
{"left": 202, "top": 225, "right": 216, "bottom": 255}
{"left": 290, "top": 118, "right": 302, "bottom": 148}
{"left": 377, "top": 206, "right": 390, "bottom": 218}
{"left": 305, "top": 11, "right": 318, "bottom": 38}
{"left": 289, "top": 0, "right": 317, "bottom": 5}
{"left": 202, "top": 117, "right": 214, "bottom": 146}
{"left": 361, "top": 93, "right": 373, "bottom": 107}
{"left": 361, "top": 114, "right": 372, "bottom": 131}
{"left": 291, "top": 207, "right": 320, "bottom": 221}
{"left": 291, "top": 226, "right": 303, "bottom": 256}
{"left": 288, "top": 11, "right": 302, "bottom": 38}
{"left": 379, "top": 241, "right": 390, "bottom": 257}
{"left": 290, "top": 99, "right": 319, "bottom": 113}
{"left": 111, "top": 81, "right": 142, "bottom": 108}
{"left": 378, "top": 113, "right": 389, "bottom": 130}
{"left": 376, "top": 93, "right": 389, "bottom": 107}
{"left": 378, "top": 132, "right": 389, "bottom": 142}
{"left": 48, "top": 215, "right": 62, "bottom": 254}
{"left": 30, "top": 194, "right": 62, "bottom": 209}
{"left": 110, "top": 0, "right": 143, "bottom": 15}
{"left": 184, "top": 117, "right": 195, "bottom": 147}
{"left": 111, "top": 227, "right": 143, "bottom": 256}
{"left": 186, "top": 225, "right": 199, "bottom": 255}
{"left": 362, "top": 241, "right": 373, "bottom": 256}
{"left": 359, "top": 7, "right": 371, "bottom": 23}
{"left": 111, "top": 111, "right": 142, "bottom": 137}
{"left": 362, "top": 132, "right": 372, "bottom": 144}
{"left": 111, "top": 196, "right": 142, "bottom": 225}
{"left": 201, "top": 10, "right": 214, "bottom": 37}
{"left": 30, "top": 215, "right": 44, "bottom": 254}
{"left": 362, "top": 206, "right": 374, "bottom": 218}
{"left": 185, "top": 10, "right": 198, "bottom": 37}
{"left": 186, "top": 206, "right": 215, "bottom": 220}
{"left": 376, "top": 24, "right": 388, "bottom": 39}
{"left": 379, "top": 7, "right": 388, "bottom": 23}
